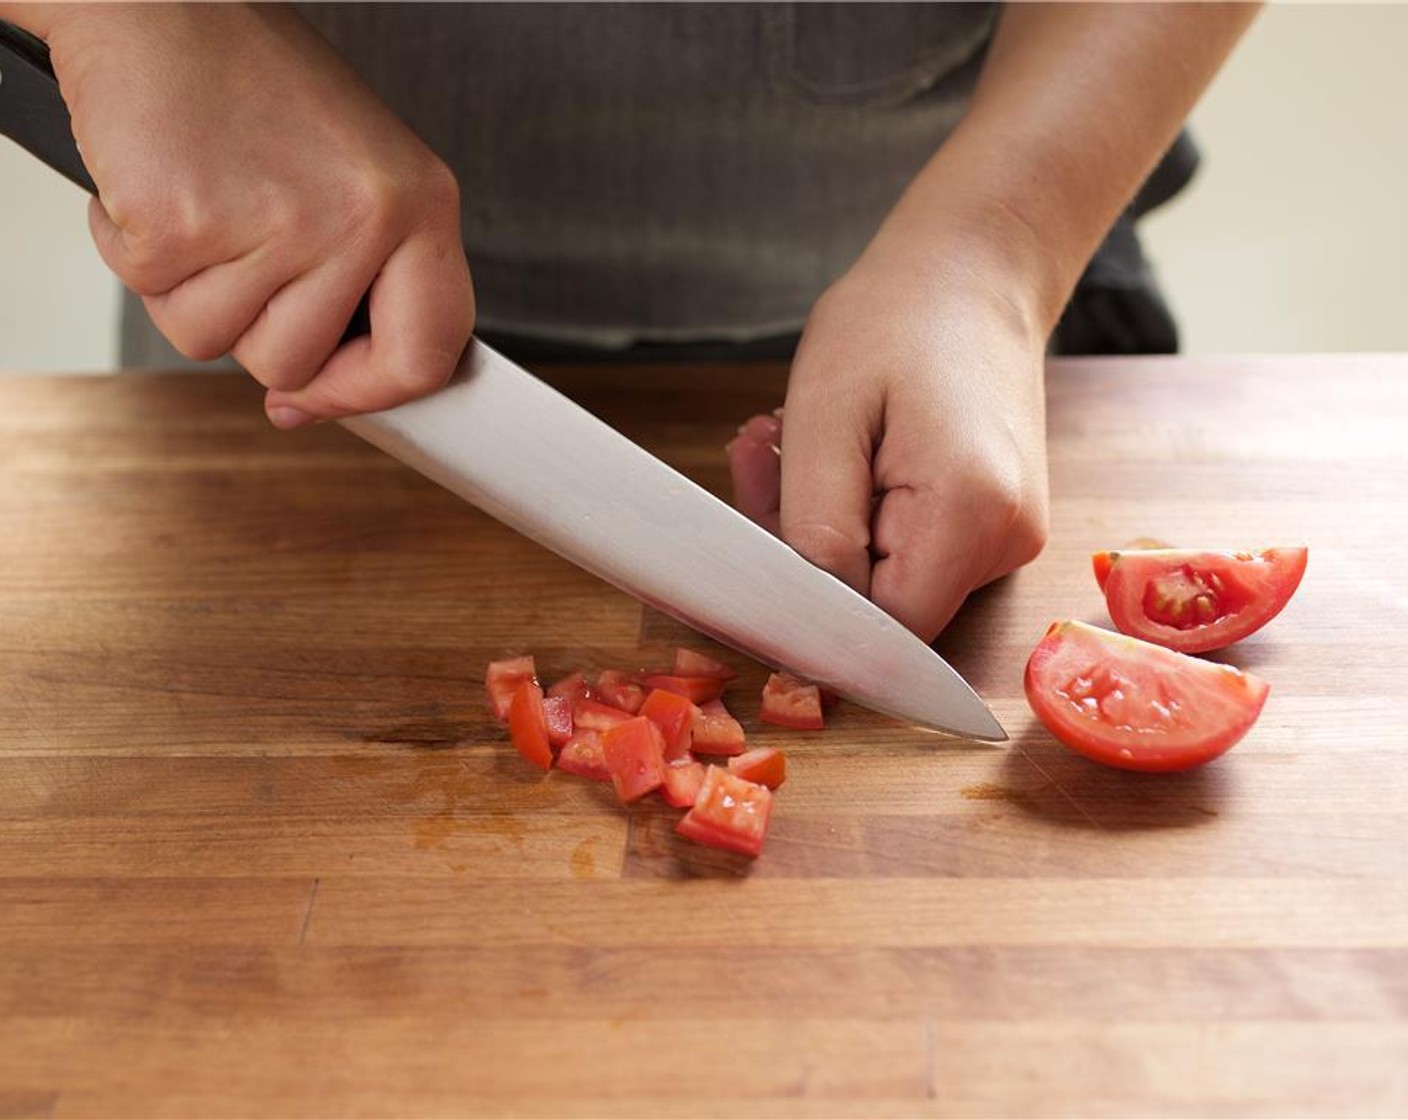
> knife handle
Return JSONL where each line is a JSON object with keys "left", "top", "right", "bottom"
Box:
{"left": 0, "top": 17, "right": 372, "bottom": 341}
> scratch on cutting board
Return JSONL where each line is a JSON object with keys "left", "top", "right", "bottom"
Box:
{"left": 298, "top": 877, "right": 321, "bottom": 945}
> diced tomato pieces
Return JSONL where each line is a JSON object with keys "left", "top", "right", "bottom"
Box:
{"left": 601, "top": 716, "right": 667, "bottom": 803}
{"left": 728, "top": 746, "right": 786, "bottom": 789}
{"left": 637, "top": 673, "right": 727, "bottom": 704}
{"left": 541, "top": 694, "right": 575, "bottom": 749}
{"left": 595, "top": 669, "right": 646, "bottom": 714}
{"left": 692, "top": 698, "right": 746, "bottom": 756}
{"left": 638, "top": 688, "right": 699, "bottom": 762}
{"left": 661, "top": 759, "right": 706, "bottom": 807}
{"left": 672, "top": 647, "right": 737, "bottom": 680}
{"left": 507, "top": 680, "right": 553, "bottom": 772}
{"left": 557, "top": 730, "right": 611, "bottom": 782}
{"left": 675, "top": 765, "right": 774, "bottom": 858}
{"left": 572, "top": 698, "right": 634, "bottom": 732}
{"left": 486, "top": 655, "right": 537, "bottom": 721}
{"left": 547, "top": 670, "right": 592, "bottom": 707}
{"left": 760, "top": 672, "right": 824, "bottom": 730}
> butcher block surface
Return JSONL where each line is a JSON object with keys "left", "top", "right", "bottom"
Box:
{"left": 1, "top": 354, "right": 1406, "bottom": 1118}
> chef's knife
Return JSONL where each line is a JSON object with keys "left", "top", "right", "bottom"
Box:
{"left": 0, "top": 20, "right": 1005, "bottom": 740}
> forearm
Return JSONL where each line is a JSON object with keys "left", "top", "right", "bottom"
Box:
{"left": 878, "top": 2, "right": 1259, "bottom": 334}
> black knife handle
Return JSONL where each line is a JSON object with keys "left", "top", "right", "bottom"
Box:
{"left": 0, "top": 20, "right": 95, "bottom": 193}
{"left": 0, "top": 17, "right": 371, "bottom": 342}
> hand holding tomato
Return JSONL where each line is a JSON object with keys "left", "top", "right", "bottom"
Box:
{"left": 728, "top": 224, "right": 1050, "bottom": 643}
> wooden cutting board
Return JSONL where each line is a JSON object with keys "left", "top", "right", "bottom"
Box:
{"left": 1, "top": 355, "right": 1405, "bottom": 1118}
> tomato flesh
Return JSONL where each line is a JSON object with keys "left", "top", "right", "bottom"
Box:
{"left": 661, "top": 759, "right": 706, "bottom": 807}
{"left": 638, "top": 688, "right": 699, "bottom": 762}
{"left": 637, "top": 673, "right": 726, "bottom": 704}
{"left": 486, "top": 655, "right": 537, "bottom": 721}
{"left": 675, "top": 765, "right": 774, "bottom": 858}
{"left": 760, "top": 672, "right": 824, "bottom": 730}
{"left": 692, "top": 698, "right": 746, "bottom": 756}
{"left": 1095, "top": 547, "right": 1307, "bottom": 653}
{"left": 601, "top": 716, "right": 667, "bottom": 802}
{"left": 547, "top": 670, "right": 592, "bottom": 706}
{"left": 541, "top": 694, "right": 575, "bottom": 749}
{"left": 727, "top": 747, "right": 786, "bottom": 789}
{"left": 595, "top": 669, "right": 645, "bottom": 714}
{"left": 557, "top": 730, "right": 610, "bottom": 782}
{"left": 672, "top": 647, "right": 737, "bottom": 680}
{"left": 1024, "top": 620, "right": 1270, "bottom": 773}
{"left": 573, "top": 698, "right": 634, "bottom": 732}
{"left": 507, "top": 680, "right": 553, "bottom": 772}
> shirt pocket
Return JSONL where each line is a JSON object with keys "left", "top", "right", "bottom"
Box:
{"left": 762, "top": 2, "right": 996, "bottom": 109}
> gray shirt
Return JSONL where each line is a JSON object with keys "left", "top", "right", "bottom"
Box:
{"left": 123, "top": 2, "right": 996, "bottom": 365}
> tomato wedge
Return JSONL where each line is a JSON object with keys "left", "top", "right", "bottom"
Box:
{"left": 1094, "top": 547, "right": 1308, "bottom": 654}
{"left": 728, "top": 746, "right": 786, "bottom": 789}
{"left": 486, "top": 655, "right": 537, "bottom": 721}
{"left": 601, "top": 716, "right": 668, "bottom": 802}
{"left": 1024, "top": 620, "right": 1270, "bottom": 773}
{"left": 547, "top": 670, "right": 592, "bottom": 706}
{"left": 675, "top": 765, "right": 774, "bottom": 858}
{"left": 573, "top": 698, "right": 634, "bottom": 732}
{"left": 507, "top": 680, "right": 553, "bottom": 772}
{"left": 760, "top": 672, "right": 824, "bottom": 730}
{"left": 541, "top": 694, "right": 575, "bottom": 749}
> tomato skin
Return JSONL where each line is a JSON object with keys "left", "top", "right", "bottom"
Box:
{"left": 601, "top": 716, "right": 668, "bottom": 802}
{"left": 661, "top": 759, "right": 706, "bottom": 807}
{"left": 675, "top": 765, "right": 774, "bottom": 858}
{"left": 728, "top": 747, "right": 786, "bottom": 789}
{"left": 760, "top": 673, "right": 824, "bottom": 730}
{"left": 486, "top": 655, "right": 537, "bottom": 721}
{"left": 557, "top": 730, "right": 610, "bottom": 782}
{"left": 1024, "top": 620, "right": 1271, "bottom": 773}
{"left": 637, "top": 673, "right": 727, "bottom": 704}
{"left": 507, "top": 680, "right": 553, "bottom": 772}
{"left": 672, "top": 647, "right": 737, "bottom": 680}
{"left": 1096, "top": 547, "right": 1308, "bottom": 654}
{"left": 595, "top": 670, "right": 645, "bottom": 714}
{"left": 638, "top": 688, "right": 699, "bottom": 762}
{"left": 692, "top": 699, "right": 746, "bottom": 756}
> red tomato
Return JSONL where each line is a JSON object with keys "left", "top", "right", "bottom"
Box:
{"left": 547, "top": 670, "right": 592, "bottom": 706}
{"left": 486, "top": 655, "right": 537, "bottom": 721}
{"left": 661, "top": 759, "right": 706, "bottom": 807}
{"left": 637, "top": 673, "right": 726, "bottom": 704}
{"left": 728, "top": 746, "right": 786, "bottom": 789}
{"left": 675, "top": 765, "right": 774, "bottom": 858}
{"left": 595, "top": 669, "right": 645, "bottom": 714}
{"left": 1024, "top": 620, "right": 1271, "bottom": 773}
{"left": 638, "top": 688, "right": 699, "bottom": 762}
{"left": 507, "top": 680, "right": 553, "bottom": 772}
{"left": 1095, "top": 547, "right": 1308, "bottom": 654}
{"left": 541, "top": 694, "right": 575, "bottom": 749}
{"left": 760, "top": 672, "right": 824, "bottom": 730}
{"left": 557, "top": 730, "right": 610, "bottom": 782}
{"left": 672, "top": 647, "right": 737, "bottom": 680}
{"left": 601, "top": 716, "right": 667, "bottom": 802}
{"left": 692, "top": 698, "right": 746, "bottom": 756}
{"left": 572, "top": 698, "right": 634, "bottom": 732}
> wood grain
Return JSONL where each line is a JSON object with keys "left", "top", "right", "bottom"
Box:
{"left": 1, "top": 355, "right": 1406, "bottom": 1117}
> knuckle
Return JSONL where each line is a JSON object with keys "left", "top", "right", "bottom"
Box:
{"left": 784, "top": 519, "right": 869, "bottom": 576}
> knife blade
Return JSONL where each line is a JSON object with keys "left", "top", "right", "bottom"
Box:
{"left": 344, "top": 345, "right": 1005, "bottom": 741}
{"left": 0, "top": 18, "right": 1005, "bottom": 740}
